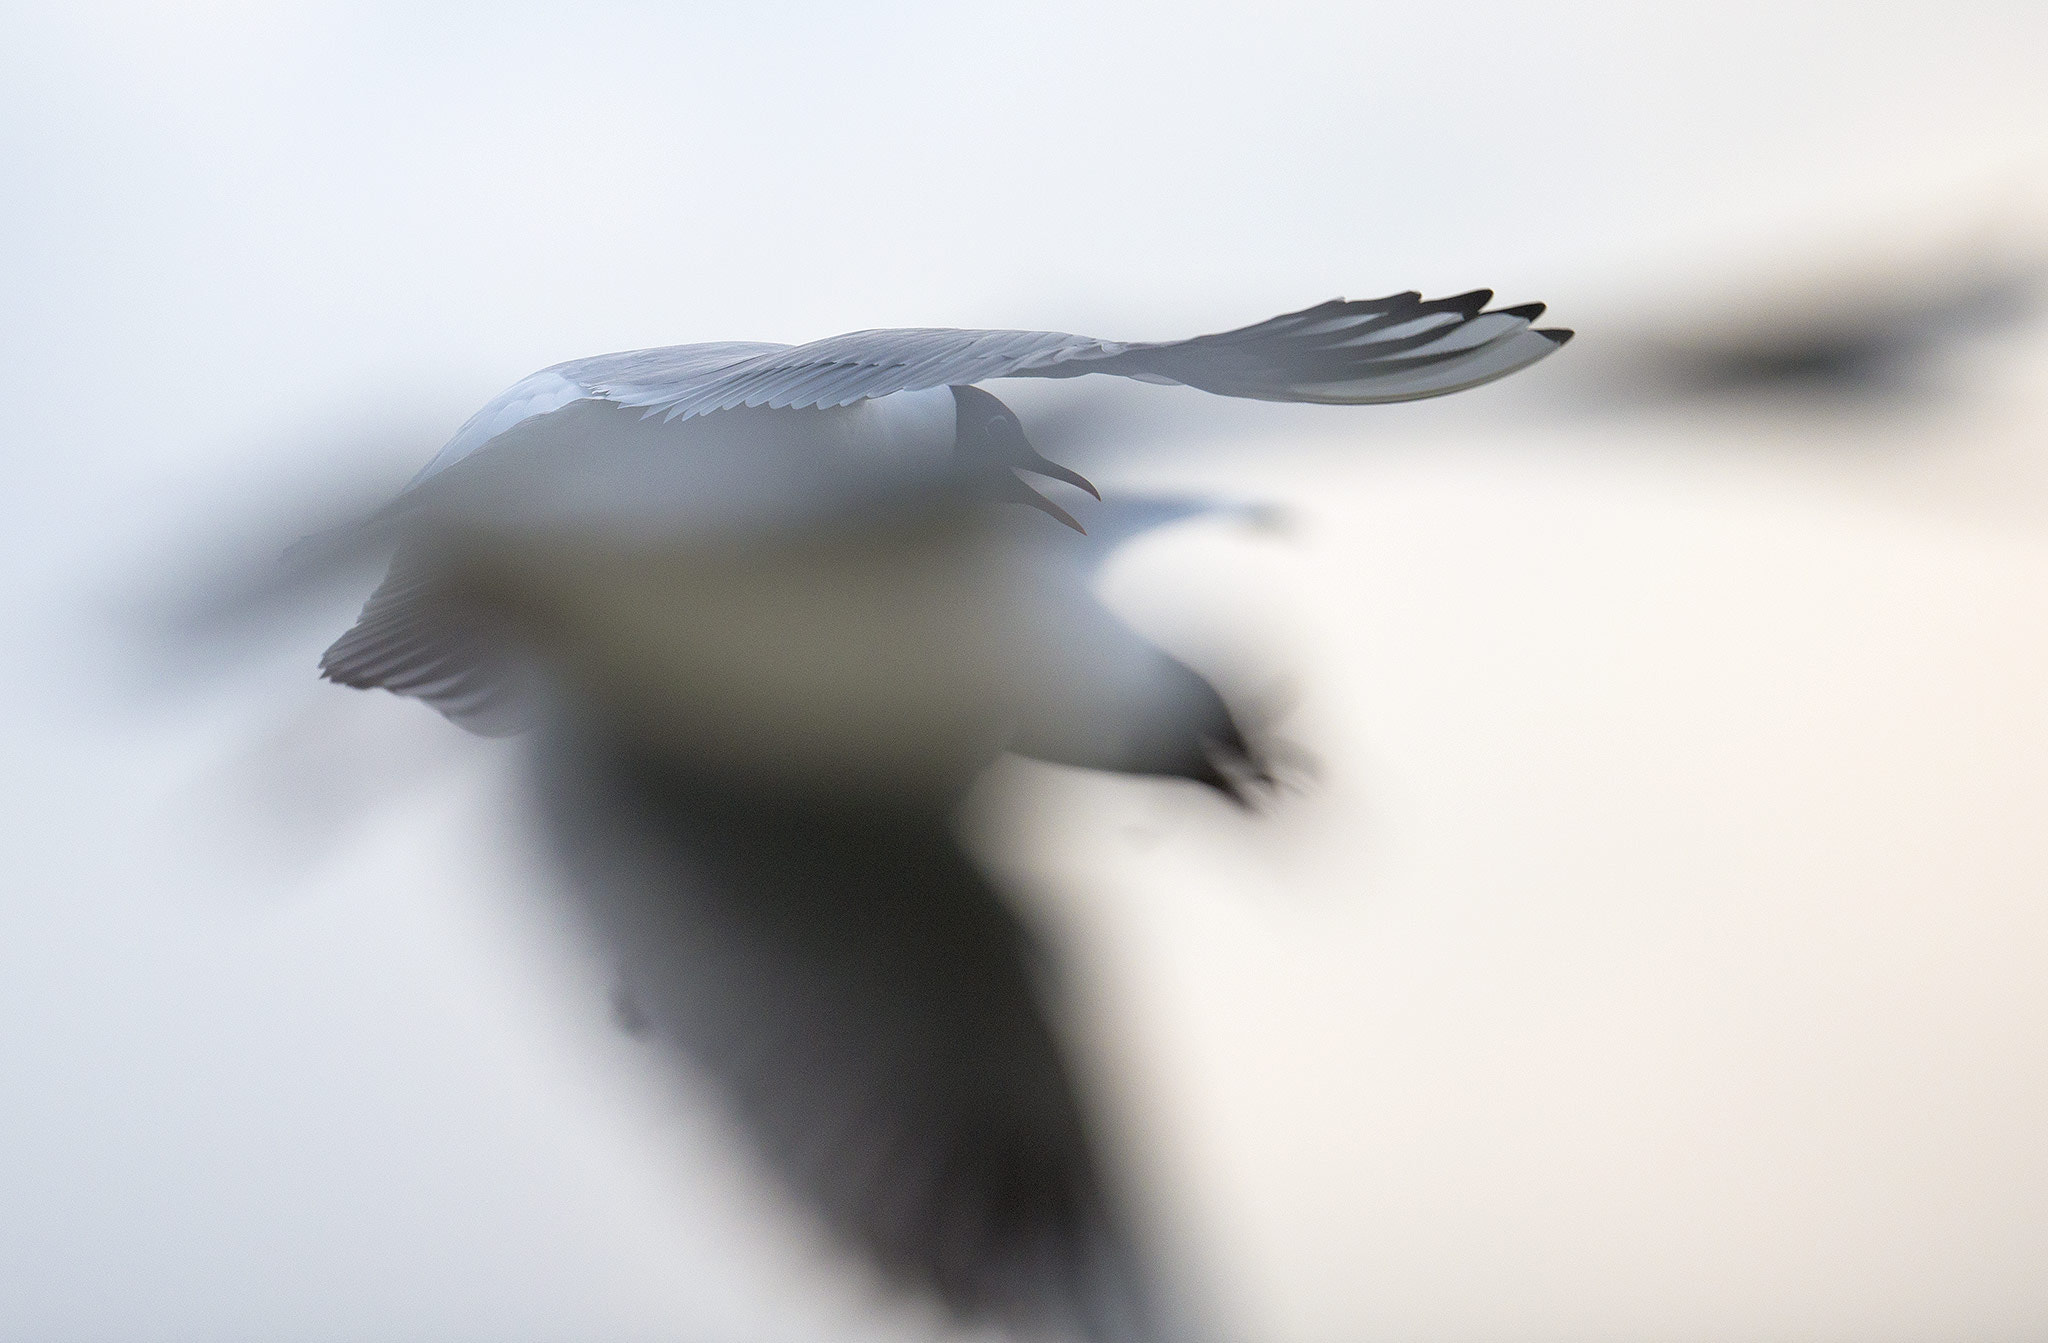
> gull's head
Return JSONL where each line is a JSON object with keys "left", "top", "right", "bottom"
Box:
{"left": 949, "top": 385, "right": 1100, "bottom": 533}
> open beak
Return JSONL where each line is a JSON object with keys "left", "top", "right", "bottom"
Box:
{"left": 1020, "top": 451, "right": 1100, "bottom": 502}
{"left": 999, "top": 468, "right": 1090, "bottom": 534}
{"left": 961, "top": 389, "right": 1102, "bottom": 532}
{"left": 1003, "top": 442, "right": 1100, "bottom": 534}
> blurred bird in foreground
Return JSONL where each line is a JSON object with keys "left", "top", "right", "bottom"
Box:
{"left": 312, "top": 293, "right": 1571, "bottom": 1339}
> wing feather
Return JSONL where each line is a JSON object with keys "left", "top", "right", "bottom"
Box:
{"left": 414, "top": 292, "right": 1569, "bottom": 484}
{"left": 318, "top": 551, "right": 530, "bottom": 736}
{"left": 586, "top": 291, "right": 1566, "bottom": 419}
{"left": 544, "top": 736, "right": 1162, "bottom": 1340}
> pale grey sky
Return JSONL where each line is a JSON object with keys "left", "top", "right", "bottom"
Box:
{"left": 3, "top": 3, "right": 2047, "bottom": 1340}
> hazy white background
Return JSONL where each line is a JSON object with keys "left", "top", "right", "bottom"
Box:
{"left": 4, "top": 2, "right": 2047, "bottom": 1339}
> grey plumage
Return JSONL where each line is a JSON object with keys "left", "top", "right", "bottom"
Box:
{"left": 313, "top": 292, "right": 1570, "bottom": 1340}
{"left": 544, "top": 729, "right": 1160, "bottom": 1341}
{"left": 318, "top": 549, "right": 526, "bottom": 735}
{"left": 410, "top": 292, "right": 1570, "bottom": 487}
{"left": 589, "top": 293, "right": 1563, "bottom": 416}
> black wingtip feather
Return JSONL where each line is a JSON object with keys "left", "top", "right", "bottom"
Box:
{"left": 1448, "top": 288, "right": 1494, "bottom": 315}
{"left": 1538, "top": 328, "right": 1575, "bottom": 346}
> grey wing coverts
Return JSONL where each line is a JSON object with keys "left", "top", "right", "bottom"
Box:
{"left": 413, "top": 290, "right": 1569, "bottom": 485}
{"left": 596, "top": 288, "right": 1569, "bottom": 415}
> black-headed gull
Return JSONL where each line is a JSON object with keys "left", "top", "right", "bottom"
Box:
{"left": 317, "top": 291, "right": 1570, "bottom": 1340}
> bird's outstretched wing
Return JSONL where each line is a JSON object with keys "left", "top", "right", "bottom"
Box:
{"left": 589, "top": 290, "right": 1568, "bottom": 416}
{"left": 414, "top": 292, "right": 1569, "bottom": 484}
{"left": 541, "top": 728, "right": 1162, "bottom": 1342}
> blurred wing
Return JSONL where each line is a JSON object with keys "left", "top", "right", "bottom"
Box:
{"left": 1644, "top": 267, "right": 2038, "bottom": 397}
{"left": 317, "top": 548, "right": 531, "bottom": 736}
{"left": 543, "top": 731, "right": 1159, "bottom": 1341}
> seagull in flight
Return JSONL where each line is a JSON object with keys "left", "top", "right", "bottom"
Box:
{"left": 316, "top": 291, "right": 1570, "bottom": 1340}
